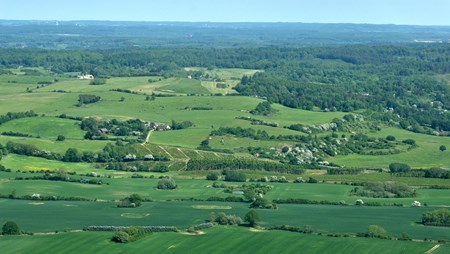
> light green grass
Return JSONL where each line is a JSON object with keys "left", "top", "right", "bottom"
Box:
{"left": 0, "top": 227, "right": 437, "bottom": 254}
{"left": 0, "top": 117, "right": 85, "bottom": 139}
{"left": 154, "top": 78, "right": 210, "bottom": 94}
{"left": 0, "top": 136, "right": 109, "bottom": 153}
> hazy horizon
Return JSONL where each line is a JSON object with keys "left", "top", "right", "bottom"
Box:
{"left": 2, "top": 0, "right": 450, "bottom": 26}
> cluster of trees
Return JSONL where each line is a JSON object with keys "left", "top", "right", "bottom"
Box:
{"left": 208, "top": 212, "right": 243, "bottom": 225}
{"left": 327, "top": 168, "right": 364, "bottom": 175}
{"left": 4, "top": 140, "right": 166, "bottom": 165}
{"left": 157, "top": 177, "right": 177, "bottom": 190}
{"left": 224, "top": 170, "right": 247, "bottom": 182}
{"left": 422, "top": 208, "right": 450, "bottom": 227}
{"left": 389, "top": 163, "right": 411, "bottom": 174}
{"left": 77, "top": 94, "right": 101, "bottom": 106}
{"left": 111, "top": 227, "right": 152, "bottom": 243}
{"left": 81, "top": 117, "right": 149, "bottom": 140}
{"left": 267, "top": 224, "right": 313, "bottom": 234}
{"left": 351, "top": 181, "right": 416, "bottom": 198}
{"left": 171, "top": 120, "right": 194, "bottom": 130}
{"left": 117, "top": 194, "right": 143, "bottom": 208}
{"left": 389, "top": 163, "right": 449, "bottom": 179}
{"left": 89, "top": 78, "right": 106, "bottom": 85}
{"left": 0, "top": 111, "right": 37, "bottom": 126}
{"left": 187, "top": 158, "right": 305, "bottom": 174}
{"left": 106, "top": 162, "right": 168, "bottom": 172}
{"left": 250, "top": 101, "right": 278, "bottom": 116}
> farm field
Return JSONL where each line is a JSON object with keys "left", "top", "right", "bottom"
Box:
{"left": 0, "top": 199, "right": 448, "bottom": 240}
{"left": 0, "top": 227, "right": 438, "bottom": 254}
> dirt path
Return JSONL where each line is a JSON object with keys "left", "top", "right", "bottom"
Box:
{"left": 177, "top": 148, "right": 190, "bottom": 160}
{"left": 425, "top": 244, "right": 440, "bottom": 254}
{"left": 142, "top": 130, "right": 154, "bottom": 145}
{"left": 159, "top": 145, "right": 174, "bottom": 160}
{"left": 194, "top": 150, "right": 204, "bottom": 158}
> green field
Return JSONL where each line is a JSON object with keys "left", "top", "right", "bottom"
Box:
{"left": 0, "top": 227, "right": 439, "bottom": 254}
{"left": 0, "top": 199, "right": 449, "bottom": 240}
{"left": 0, "top": 117, "right": 85, "bottom": 139}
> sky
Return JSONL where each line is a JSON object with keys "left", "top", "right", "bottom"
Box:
{"left": 1, "top": 0, "right": 449, "bottom": 26}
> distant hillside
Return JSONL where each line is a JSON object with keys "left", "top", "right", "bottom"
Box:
{"left": 0, "top": 20, "right": 449, "bottom": 49}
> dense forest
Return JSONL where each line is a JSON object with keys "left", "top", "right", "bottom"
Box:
{"left": 0, "top": 43, "right": 449, "bottom": 133}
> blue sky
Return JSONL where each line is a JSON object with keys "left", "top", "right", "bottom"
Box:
{"left": 1, "top": 0, "right": 449, "bottom": 25}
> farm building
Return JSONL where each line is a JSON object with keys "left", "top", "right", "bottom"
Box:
{"left": 147, "top": 122, "right": 171, "bottom": 131}
{"left": 78, "top": 74, "right": 95, "bottom": 80}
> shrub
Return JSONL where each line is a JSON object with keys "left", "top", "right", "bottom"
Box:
{"left": 89, "top": 78, "right": 106, "bottom": 85}
{"left": 224, "top": 170, "right": 247, "bottom": 182}
{"left": 307, "top": 177, "right": 318, "bottom": 183}
{"left": 206, "top": 172, "right": 220, "bottom": 181}
{"left": 111, "top": 231, "right": 130, "bottom": 243}
{"left": 245, "top": 209, "right": 261, "bottom": 227}
{"left": 211, "top": 212, "right": 243, "bottom": 225}
{"left": 117, "top": 193, "right": 143, "bottom": 208}
{"left": 56, "top": 135, "right": 65, "bottom": 141}
{"left": 386, "top": 135, "right": 396, "bottom": 141}
{"left": 389, "top": 163, "right": 411, "bottom": 174}
{"left": 157, "top": 177, "right": 177, "bottom": 190}
{"left": 365, "top": 225, "right": 388, "bottom": 238}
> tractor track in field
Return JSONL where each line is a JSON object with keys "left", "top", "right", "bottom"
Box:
{"left": 425, "top": 244, "right": 440, "bottom": 254}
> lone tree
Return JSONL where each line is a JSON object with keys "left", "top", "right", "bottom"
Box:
{"left": 440, "top": 145, "right": 447, "bottom": 152}
{"left": 2, "top": 221, "right": 20, "bottom": 235}
{"left": 244, "top": 209, "right": 261, "bottom": 227}
{"left": 157, "top": 177, "right": 177, "bottom": 190}
{"left": 56, "top": 135, "right": 65, "bottom": 141}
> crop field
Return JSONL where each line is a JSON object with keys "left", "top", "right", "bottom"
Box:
{"left": 0, "top": 199, "right": 448, "bottom": 240}
{"left": 0, "top": 227, "right": 438, "bottom": 254}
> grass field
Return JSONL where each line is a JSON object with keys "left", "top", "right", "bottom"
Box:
{"left": 0, "top": 227, "right": 438, "bottom": 254}
{"left": 0, "top": 116, "right": 85, "bottom": 139}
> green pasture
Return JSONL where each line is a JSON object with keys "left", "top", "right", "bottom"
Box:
{"left": 0, "top": 199, "right": 448, "bottom": 240}
{"left": 329, "top": 127, "right": 450, "bottom": 168}
{"left": 38, "top": 76, "right": 154, "bottom": 93}
{"left": 0, "top": 136, "right": 109, "bottom": 153}
{"left": 0, "top": 116, "right": 85, "bottom": 139}
{"left": 0, "top": 154, "right": 98, "bottom": 173}
{"left": 0, "top": 227, "right": 437, "bottom": 254}
{"left": 266, "top": 182, "right": 450, "bottom": 207}
{"left": 154, "top": 78, "right": 210, "bottom": 94}
{"left": 0, "top": 178, "right": 235, "bottom": 201}
{"left": 307, "top": 172, "right": 450, "bottom": 187}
